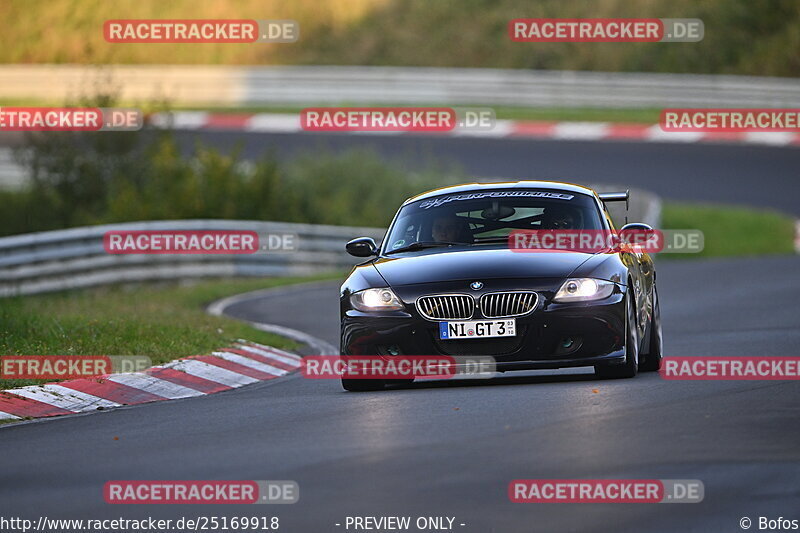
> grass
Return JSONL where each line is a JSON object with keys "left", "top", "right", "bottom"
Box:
{"left": 0, "top": 273, "right": 344, "bottom": 389}
{"left": 166, "top": 105, "right": 663, "bottom": 124}
{"left": 193, "top": 105, "right": 662, "bottom": 124}
{"left": 0, "top": 99, "right": 663, "bottom": 124}
{"left": 660, "top": 203, "right": 796, "bottom": 258}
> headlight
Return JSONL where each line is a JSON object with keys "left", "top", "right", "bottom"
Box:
{"left": 350, "top": 288, "right": 405, "bottom": 312}
{"left": 554, "top": 278, "right": 616, "bottom": 302}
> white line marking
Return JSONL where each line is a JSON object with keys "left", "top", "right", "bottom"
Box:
{"left": 552, "top": 122, "right": 610, "bottom": 140}
{"left": 238, "top": 340, "right": 303, "bottom": 361}
{"left": 1, "top": 341, "right": 299, "bottom": 426}
{"left": 164, "top": 359, "right": 259, "bottom": 387}
{"left": 106, "top": 373, "right": 204, "bottom": 399}
{"left": 150, "top": 112, "right": 209, "bottom": 130}
{"left": 249, "top": 322, "right": 337, "bottom": 355}
{"left": 246, "top": 113, "right": 302, "bottom": 133}
{"left": 744, "top": 132, "right": 794, "bottom": 145}
{"left": 452, "top": 119, "right": 514, "bottom": 138}
{"left": 207, "top": 282, "right": 337, "bottom": 354}
{"left": 213, "top": 351, "right": 286, "bottom": 376}
{"left": 6, "top": 384, "right": 120, "bottom": 412}
{"left": 234, "top": 344, "right": 302, "bottom": 367}
{"left": 2, "top": 387, "right": 76, "bottom": 413}
{"left": 646, "top": 125, "right": 704, "bottom": 143}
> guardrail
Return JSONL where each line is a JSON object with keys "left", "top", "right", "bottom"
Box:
{"left": 0, "top": 65, "right": 797, "bottom": 108}
{"left": 0, "top": 186, "right": 660, "bottom": 297}
{"left": 0, "top": 220, "right": 385, "bottom": 297}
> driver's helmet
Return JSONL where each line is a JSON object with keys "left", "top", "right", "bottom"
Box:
{"left": 431, "top": 214, "right": 471, "bottom": 242}
{"left": 542, "top": 205, "right": 582, "bottom": 230}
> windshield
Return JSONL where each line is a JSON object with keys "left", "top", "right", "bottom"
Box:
{"left": 383, "top": 189, "right": 604, "bottom": 253}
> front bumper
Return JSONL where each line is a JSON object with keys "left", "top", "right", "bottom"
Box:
{"left": 341, "top": 289, "right": 626, "bottom": 369}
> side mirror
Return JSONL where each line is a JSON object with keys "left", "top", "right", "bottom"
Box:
{"left": 619, "top": 223, "right": 655, "bottom": 250}
{"left": 620, "top": 223, "right": 654, "bottom": 233}
{"left": 346, "top": 237, "right": 378, "bottom": 258}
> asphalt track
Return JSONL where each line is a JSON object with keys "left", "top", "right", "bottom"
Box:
{"left": 1, "top": 134, "right": 799, "bottom": 533}
{"left": 172, "top": 131, "right": 800, "bottom": 216}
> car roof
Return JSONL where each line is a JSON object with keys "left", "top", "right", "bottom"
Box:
{"left": 402, "top": 180, "right": 599, "bottom": 205}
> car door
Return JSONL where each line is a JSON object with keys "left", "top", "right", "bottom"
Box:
{"left": 602, "top": 202, "right": 650, "bottom": 339}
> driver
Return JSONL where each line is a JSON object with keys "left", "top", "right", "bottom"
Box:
{"left": 542, "top": 205, "right": 581, "bottom": 230}
{"left": 431, "top": 214, "right": 469, "bottom": 243}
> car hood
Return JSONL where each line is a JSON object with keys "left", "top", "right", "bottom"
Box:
{"left": 373, "top": 248, "right": 593, "bottom": 287}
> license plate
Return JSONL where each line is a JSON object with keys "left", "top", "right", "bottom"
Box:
{"left": 439, "top": 319, "right": 516, "bottom": 339}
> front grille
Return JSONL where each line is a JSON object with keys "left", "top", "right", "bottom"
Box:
{"left": 417, "top": 294, "right": 474, "bottom": 320}
{"left": 480, "top": 291, "right": 538, "bottom": 318}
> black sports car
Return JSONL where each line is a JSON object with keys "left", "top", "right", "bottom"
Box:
{"left": 340, "top": 181, "right": 662, "bottom": 391}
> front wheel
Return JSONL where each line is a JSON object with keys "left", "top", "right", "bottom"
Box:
{"left": 596, "top": 292, "right": 639, "bottom": 379}
{"left": 640, "top": 286, "right": 663, "bottom": 372}
{"left": 341, "top": 378, "right": 385, "bottom": 392}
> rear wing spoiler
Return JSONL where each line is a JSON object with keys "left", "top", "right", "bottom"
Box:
{"left": 598, "top": 190, "right": 629, "bottom": 210}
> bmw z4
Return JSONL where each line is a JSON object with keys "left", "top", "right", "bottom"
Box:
{"left": 340, "top": 181, "right": 663, "bottom": 391}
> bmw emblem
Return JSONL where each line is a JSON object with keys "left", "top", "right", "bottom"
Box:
{"left": 470, "top": 281, "right": 483, "bottom": 291}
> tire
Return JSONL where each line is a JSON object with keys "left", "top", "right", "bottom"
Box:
{"left": 640, "top": 286, "right": 663, "bottom": 372}
{"left": 341, "top": 378, "right": 385, "bottom": 392}
{"left": 595, "top": 291, "right": 639, "bottom": 379}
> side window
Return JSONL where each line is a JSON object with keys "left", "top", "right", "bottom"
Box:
{"left": 388, "top": 216, "right": 419, "bottom": 249}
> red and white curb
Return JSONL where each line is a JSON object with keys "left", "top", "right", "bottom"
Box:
{"left": 0, "top": 341, "right": 301, "bottom": 423}
{"left": 149, "top": 112, "right": 800, "bottom": 147}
